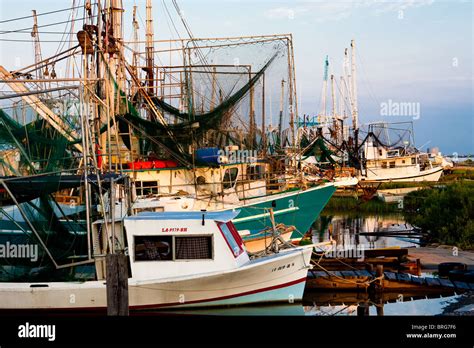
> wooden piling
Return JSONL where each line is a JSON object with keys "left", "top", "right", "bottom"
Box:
{"left": 375, "top": 264, "right": 384, "bottom": 291}
{"left": 357, "top": 302, "right": 370, "bottom": 316}
{"left": 376, "top": 300, "right": 384, "bottom": 316}
{"left": 106, "top": 253, "right": 129, "bottom": 316}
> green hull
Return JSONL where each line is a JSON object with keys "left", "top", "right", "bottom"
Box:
{"left": 230, "top": 183, "right": 336, "bottom": 238}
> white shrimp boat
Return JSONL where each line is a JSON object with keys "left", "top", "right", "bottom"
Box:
{"left": 0, "top": 211, "right": 313, "bottom": 312}
{"left": 360, "top": 137, "right": 443, "bottom": 182}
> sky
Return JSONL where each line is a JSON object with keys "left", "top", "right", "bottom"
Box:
{"left": 0, "top": 0, "right": 472, "bottom": 154}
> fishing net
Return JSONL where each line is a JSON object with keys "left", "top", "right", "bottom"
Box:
{"left": 125, "top": 36, "right": 295, "bottom": 158}
{"left": 0, "top": 105, "right": 91, "bottom": 280}
{"left": 359, "top": 122, "right": 416, "bottom": 150}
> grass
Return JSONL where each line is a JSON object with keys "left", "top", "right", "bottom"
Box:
{"left": 322, "top": 196, "right": 400, "bottom": 214}
{"left": 403, "top": 182, "right": 474, "bottom": 249}
{"left": 378, "top": 181, "right": 434, "bottom": 189}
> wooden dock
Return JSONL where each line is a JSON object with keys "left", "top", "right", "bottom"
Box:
{"left": 312, "top": 247, "right": 421, "bottom": 274}
{"left": 303, "top": 289, "right": 458, "bottom": 307}
{"left": 407, "top": 246, "right": 474, "bottom": 271}
{"left": 307, "top": 269, "right": 474, "bottom": 292}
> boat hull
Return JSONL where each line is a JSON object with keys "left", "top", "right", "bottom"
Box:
{"left": 234, "top": 183, "right": 336, "bottom": 237}
{"left": 0, "top": 247, "right": 312, "bottom": 312}
{"left": 361, "top": 166, "right": 443, "bottom": 182}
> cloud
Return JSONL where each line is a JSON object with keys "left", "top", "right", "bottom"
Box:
{"left": 264, "top": 7, "right": 309, "bottom": 20}
{"left": 263, "top": 0, "right": 435, "bottom": 22}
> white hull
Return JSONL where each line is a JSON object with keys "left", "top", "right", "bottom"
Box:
{"left": 333, "top": 177, "right": 359, "bottom": 187}
{"left": 376, "top": 187, "right": 423, "bottom": 203}
{"left": 0, "top": 247, "right": 312, "bottom": 311}
{"left": 361, "top": 166, "right": 443, "bottom": 182}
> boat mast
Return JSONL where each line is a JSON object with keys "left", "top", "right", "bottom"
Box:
{"left": 249, "top": 68, "right": 256, "bottom": 149}
{"left": 261, "top": 72, "right": 266, "bottom": 155}
{"left": 339, "top": 75, "right": 346, "bottom": 142}
{"left": 320, "top": 55, "right": 329, "bottom": 124}
{"left": 288, "top": 36, "right": 296, "bottom": 151}
{"left": 31, "top": 10, "right": 46, "bottom": 91}
{"left": 111, "top": 0, "right": 125, "bottom": 93}
{"left": 278, "top": 79, "right": 285, "bottom": 148}
{"left": 145, "top": 0, "right": 155, "bottom": 101}
{"left": 131, "top": 5, "right": 140, "bottom": 96}
{"left": 330, "top": 74, "right": 338, "bottom": 144}
{"left": 350, "top": 39, "right": 359, "bottom": 143}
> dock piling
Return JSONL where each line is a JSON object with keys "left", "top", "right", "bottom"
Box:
{"left": 106, "top": 253, "right": 129, "bottom": 316}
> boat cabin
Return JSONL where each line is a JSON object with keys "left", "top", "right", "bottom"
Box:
{"left": 119, "top": 211, "right": 249, "bottom": 282}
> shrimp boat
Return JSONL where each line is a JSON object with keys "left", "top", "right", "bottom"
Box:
{"left": 0, "top": 1, "right": 331, "bottom": 283}
{"left": 0, "top": 211, "right": 313, "bottom": 312}
{"left": 296, "top": 41, "right": 444, "bottom": 185}
{"left": 358, "top": 122, "right": 443, "bottom": 182}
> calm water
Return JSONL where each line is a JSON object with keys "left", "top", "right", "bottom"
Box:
{"left": 156, "top": 214, "right": 472, "bottom": 316}
{"left": 312, "top": 213, "right": 421, "bottom": 249}
{"left": 157, "top": 294, "right": 465, "bottom": 316}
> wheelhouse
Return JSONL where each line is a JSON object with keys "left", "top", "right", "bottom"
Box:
{"left": 122, "top": 211, "right": 249, "bottom": 282}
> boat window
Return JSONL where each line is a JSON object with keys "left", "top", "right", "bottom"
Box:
{"left": 247, "top": 165, "right": 265, "bottom": 180}
{"left": 223, "top": 168, "right": 239, "bottom": 189}
{"left": 389, "top": 161, "right": 396, "bottom": 168}
{"left": 137, "top": 180, "right": 159, "bottom": 196}
{"left": 381, "top": 162, "right": 387, "bottom": 169}
{"left": 378, "top": 149, "right": 383, "bottom": 156}
{"left": 387, "top": 150, "right": 399, "bottom": 158}
{"left": 217, "top": 222, "right": 244, "bottom": 257}
{"left": 134, "top": 236, "right": 173, "bottom": 261}
{"left": 412, "top": 157, "right": 416, "bottom": 164}
{"left": 175, "top": 236, "right": 212, "bottom": 259}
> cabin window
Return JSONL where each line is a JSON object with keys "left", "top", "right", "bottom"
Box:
{"left": 246, "top": 165, "right": 265, "bottom": 180}
{"left": 217, "top": 222, "right": 244, "bottom": 257}
{"left": 411, "top": 157, "right": 416, "bottom": 164}
{"left": 223, "top": 168, "right": 239, "bottom": 189}
{"left": 137, "top": 180, "right": 159, "bottom": 196}
{"left": 402, "top": 160, "right": 406, "bottom": 164}
{"left": 381, "top": 162, "right": 387, "bottom": 169}
{"left": 134, "top": 236, "right": 173, "bottom": 261}
{"left": 175, "top": 236, "right": 212, "bottom": 260}
{"left": 389, "top": 161, "right": 396, "bottom": 168}
{"left": 378, "top": 149, "right": 383, "bottom": 156}
{"left": 387, "top": 150, "right": 399, "bottom": 158}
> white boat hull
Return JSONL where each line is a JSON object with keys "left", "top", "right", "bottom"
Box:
{"left": 361, "top": 166, "right": 443, "bottom": 182}
{"left": 0, "top": 247, "right": 312, "bottom": 312}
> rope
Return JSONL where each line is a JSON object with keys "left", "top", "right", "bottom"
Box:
{"left": 0, "top": 16, "right": 97, "bottom": 35}
{"left": 310, "top": 260, "right": 384, "bottom": 286}
{"left": 309, "top": 245, "right": 384, "bottom": 286}
{"left": 0, "top": 5, "right": 86, "bottom": 24}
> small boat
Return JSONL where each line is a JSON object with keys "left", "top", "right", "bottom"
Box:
{"left": 0, "top": 211, "right": 313, "bottom": 312}
{"left": 240, "top": 224, "right": 295, "bottom": 253}
{"left": 376, "top": 187, "right": 423, "bottom": 203}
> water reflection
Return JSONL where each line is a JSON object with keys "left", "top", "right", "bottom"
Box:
{"left": 312, "top": 213, "right": 420, "bottom": 249}
{"left": 146, "top": 215, "right": 468, "bottom": 316}
{"left": 150, "top": 294, "right": 464, "bottom": 316}
{"left": 154, "top": 303, "right": 305, "bottom": 316}
{"left": 302, "top": 294, "right": 462, "bottom": 316}
{"left": 302, "top": 289, "right": 461, "bottom": 316}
